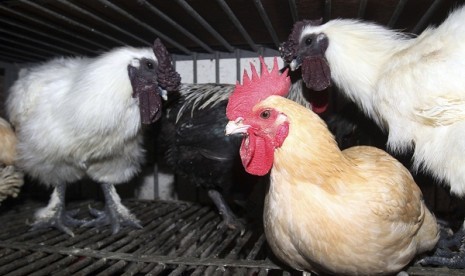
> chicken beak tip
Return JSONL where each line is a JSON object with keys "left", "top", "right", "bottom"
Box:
{"left": 225, "top": 121, "right": 236, "bottom": 136}
{"left": 225, "top": 120, "right": 248, "bottom": 136}
{"left": 290, "top": 60, "right": 299, "bottom": 71}
{"left": 159, "top": 88, "right": 168, "bottom": 101}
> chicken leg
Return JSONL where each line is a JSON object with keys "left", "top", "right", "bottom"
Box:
{"left": 418, "top": 225, "right": 465, "bottom": 268}
{"left": 208, "top": 189, "right": 245, "bottom": 234}
{"left": 31, "top": 184, "right": 85, "bottom": 236}
{"left": 82, "top": 183, "right": 142, "bottom": 234}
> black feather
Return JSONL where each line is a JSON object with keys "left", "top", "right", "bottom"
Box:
{"left": 157, "top": 83, "right": 261, "bottom": 230}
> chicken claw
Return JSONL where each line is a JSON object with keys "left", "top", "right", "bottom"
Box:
{"left": 81, "top": 183, "right": 142, "bottom": 234}
{"left": 418, "top": 226, "right": 465, "bottom": 268}
{"left": 418, "top": 251, "right": 465, "bottom": 269}
{"left": 31, "top": 185, "right": 86, "bottom": 236}
{"left": 208, "top": 190, "right": 246, "bottom": 235}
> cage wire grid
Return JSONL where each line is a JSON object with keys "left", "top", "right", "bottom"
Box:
{"left": 0, "top": 199, "right": 291, "bottom": 275}
{"left": 0, "top": 199, "right": 461, "bottom": 275}
{"left": 0, "top": 1, "right": 464, "bottom": 275}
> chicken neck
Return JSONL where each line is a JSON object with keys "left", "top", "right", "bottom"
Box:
{"left": 323, "top": 20, "right": 414, "bottom": 126}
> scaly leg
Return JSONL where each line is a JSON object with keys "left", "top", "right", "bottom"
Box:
{"left": 418, "top": 222, "right": 465, "bottom": 268}
{"left": 31, "top": 184, "right": 85, "bottom": 236}
{"left": 82, "top": 183, "right": 142, "bottom": 234}
{"left": 208, "top": 189, "right": 245, "bottom": 234}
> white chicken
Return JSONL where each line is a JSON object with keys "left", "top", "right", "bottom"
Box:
{"left": 279, "top": 5, "right": 465, "bottom": 267}
{"left": 6, "top": 39, "right": 180, "bottom": 236}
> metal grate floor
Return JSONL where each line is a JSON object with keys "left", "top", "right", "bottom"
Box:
{"left": 0, "top": 199, "right": 461, "bottom": 276}
{"left": 0, "top": 199, "right": 292, "bottom": 276}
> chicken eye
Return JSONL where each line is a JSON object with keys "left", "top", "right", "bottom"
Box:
{"left": 305, "top": 37, "right": 313, "bottom": 46}
{"left": 146, "top": 61, "right": 154, "bottom": 69}
{"left": 260, "top": 110, "right": 271, "bottom": 119}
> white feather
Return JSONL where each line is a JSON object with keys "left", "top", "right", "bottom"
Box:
{"left": 6, "top": 46, "right": 156, "bottom": 187}
{"left": 299, "top": 6, "right": 465, "bottom": 195}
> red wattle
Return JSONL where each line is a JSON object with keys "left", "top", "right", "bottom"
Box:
{"left": 240, "top": 134, "right": 274, "bottom": 176}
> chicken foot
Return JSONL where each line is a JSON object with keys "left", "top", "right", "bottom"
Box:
{"left": 418, "top": 225, "right": 465, "bottom": 268}
{"left": 82, "top": 183, "right": 142, "bottom": 234}
{"left": 31, "top": 184, "right": 85, "bottom": 236}
{"left": 435, "top": 223, "right": 465, "bottom": 249}
{"left": 417, "top": 248, "right": 465, "bottom": 268}
{"left": 208, "top": 189, "right": 245, "bottom": 234}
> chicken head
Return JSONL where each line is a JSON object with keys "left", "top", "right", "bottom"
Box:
{"left": 226, "top": 57, "right": 291, "bottom": 176}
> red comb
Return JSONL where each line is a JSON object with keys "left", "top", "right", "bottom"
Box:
{"left": 226, "top": 56, "right": 290, "bottom": 120}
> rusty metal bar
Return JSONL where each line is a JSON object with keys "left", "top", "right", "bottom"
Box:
{"left": 176, "top": 0, "right": 235, "bottom": 52}
{"left": 20, "top": 0, "right": 125, "bottom": 47}
{"left": 0, "top": 53, "right": 36, "bottom": 63}
{"left": 253, "top": 0, "right": 280, "bottom": 48}
{"left": 96, "top": 0, "right": 192, "bottom": 55}
{"left": 194, "top": 226, "right": 242, "bottom": 274}
{"left": 0, "top": 27, "right": 80, "bottom": 56}
{"left": 147, "top": 215, "right": 221, "bottom": 274}
{"left": 0, "top": 5, "right": 106, "bottom": 52}
{"left": 120, "top": 205, "right": 207, "bottom": 275}
{"left": 388, "top": 0, "right": 408, "bottom": 27}
{"left": 215, "top": 51, "right": 220, "bottom": 83}
{"left": 191, "top": 52, "right": 198, "bottom": 84}
{"left": 0, "top": 200, "right": 284, "bottom": 275}
{"left": 0, "top": 18, "right": 95, "bottom": 54}
{"left": 51, "top": 202, "right": 158, "bottom": 276}
{"left": 324, "top": 0, "right": 332, "bottom": 22}
{"left": 288, "top": 0, "right": 299, "bottom": 22}
{"left": 27, "top": 255, "right": 78, "bottom": 276}
{"left": 357, "top": 0, "right": 367, "bottom": 18}
{"left": 138, "top": 0, "right": 214, "bottom": 53}
{"left": 0, "top": 199, "right": 455, "bottom": 275}
{"left": 84, "top": 204, "right": 180, "bottom": 275}
{"left": 412, "top": 0, "right": 443, "bottom": 34}
{"left": 0, "top": 44, "right": 49, "bottom": 60}
{"left": 3, "top": 201, "right": 154, "bottom": 275}
{"left": 216, "top": 0, "right": 259, "bottom": 52}
{"left": 55, "top": 0, "right": 149, "bottom": 46}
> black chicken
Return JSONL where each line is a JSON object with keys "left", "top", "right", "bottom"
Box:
{"left": 325, "top": 101, "right": 387, "bottom": 150}
{"left": 157, "top": 83, "right": 260, "bottom": 232}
